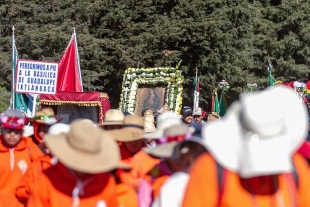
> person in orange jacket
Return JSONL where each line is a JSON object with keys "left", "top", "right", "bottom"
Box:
{"left": 29, "top": 107, "right": 61, "bottom": 154}
{"left": 27, "top": 119, "right": 129, "bottom": 207}
{"left": 182, "top": 86, "right": 310, "bottom": 207}
{"left": 109, "top": 115, "right": 157, "bottom": 192}
{"left": 139, "top": 122, "right": 195, "bottom": 207}
{"left": 101, "top": 111, "right": 139, "bottom": 207}
{"left": 0, "top": 109, "right": 43, "bottom": 207}
{"left": 16, "top": 123, "right": 70, "bottom": 205}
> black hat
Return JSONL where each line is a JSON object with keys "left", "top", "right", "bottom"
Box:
{"left": 181, "top": 106, "right": 193, "bottom": 116}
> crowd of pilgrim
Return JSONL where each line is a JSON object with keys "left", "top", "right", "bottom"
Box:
{"left": 0, "top": 85, "right": 310, "bottom": 207}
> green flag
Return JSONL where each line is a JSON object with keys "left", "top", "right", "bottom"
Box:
{"left": 11, "top": 29, "right": 36, "bottom": 117}
{"left": 267, "top": 60, "right": 275, "bottom": 85}
{"left": 218, "top": 93, "right": 227, "bottom": 117}
{"left": 211, "top": 89, "right": 219, "bottom": 113}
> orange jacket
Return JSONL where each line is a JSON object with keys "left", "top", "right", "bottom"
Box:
{"left": 182, "top": 153, "right": 310, "bottom": 207}
{"left": 118, "top": 150, "right": 160, "bottom": 191}
{"left": 27, "top": 162, "right": 119, "bottom": 207}
{"left": 16, "top": 155, "right": 52, "bottom": 204}
{"left": 116, "top": 183, "right": 138, "bottom": 207}
{"left": 0, "top": 137, "right": 43, "bottom": 207}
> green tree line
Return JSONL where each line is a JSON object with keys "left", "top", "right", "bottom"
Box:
{"left": 0, "top": 0, "right": 309, "bottom": 110}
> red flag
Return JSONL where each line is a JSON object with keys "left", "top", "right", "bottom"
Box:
{"left": 57, "top": 32, "right": 83, "bottom": 92}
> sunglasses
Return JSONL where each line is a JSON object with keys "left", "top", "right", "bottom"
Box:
{"left": 3, "top": 128, "right": 23, "bottom": 134}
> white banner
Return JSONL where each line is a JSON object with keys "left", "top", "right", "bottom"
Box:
{"left": 15, "top": 60, "right": 58, "bottom": 95}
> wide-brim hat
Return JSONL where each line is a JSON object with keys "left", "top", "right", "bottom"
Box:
{"left": 202, "top": 86, "right": 308, "bottom": 178}
{"left": 44, "top": 119, "right": 129, "bottom": 174}
{"left": 164, "top": 125, "right": 195, "bottom": 137}
{"left": 109, "top": 115, "right": 145, "bottom": 142}
{"left": 101, "top": 109, "right": 124, "bottom": 126}
{"left": 142, "top": 112, "right": 183, "bottom": 139}
{"left": 143, "top": 141, "right": 179, "bottom": 158}
{"left": 29, "top": 107, "right": 60, "bottom": 125}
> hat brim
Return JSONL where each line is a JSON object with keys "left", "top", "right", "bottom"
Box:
{"left": 142, "top": 130, "right": 164, "bottom": 139}
{"left": 109, "top": 128, "right": 145, "bottom": 142}
{"left": 164, "top": 125, "right": 195, "bottom": 137}
{"left": 142, "top": 141, "right": 179, "bottom": 158}
{"left": 45, "top": 131, "right": 127, "bottom": 174}
{"left": 100, "top": 121, "right": 123, "bottom": 126}
{"left": 203, "top": 99, "right": 308, "bottom": 178}
{"left": 23, "top": 125, "right": 34, "bottom": 137}
{"left": 29, "top": 118, "right": 62, "bottom": 125}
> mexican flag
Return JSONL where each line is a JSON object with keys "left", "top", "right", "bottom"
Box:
{"left": 193, "top": 78, "right": 200, "bottom": 108}
{"left": 10, "top": 29, "right": 37, "bottom": 117}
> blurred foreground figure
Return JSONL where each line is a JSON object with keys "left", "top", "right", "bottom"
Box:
{"left": 16, "top": 123, "right": 70, "bottom": 204}
{"left": 0, "top": 109, "right": 43, "bottom": 207}
{"left": 182, "top": 86, "right": 310, "bottom": 207}
{"left": 27, "top": 119, "right": 129, "bottom": 207}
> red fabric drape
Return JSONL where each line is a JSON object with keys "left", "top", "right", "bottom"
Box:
{"left": 57, "top": 37, "right": 82, "bottom": 92}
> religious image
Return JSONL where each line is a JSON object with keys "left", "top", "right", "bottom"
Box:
{"left": 56, "top": 105, "right": 98, "bottom": 124}
{"left": 134, "top": 86, "right": 166, "bottom": 116}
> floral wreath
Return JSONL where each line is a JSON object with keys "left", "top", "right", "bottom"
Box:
{"left": 0, "top": 113, "right": 25, "bottom": 130}
{"left": 119, "top": 61, "right": 184, "bottom": 114}
{"left": 218, "top": 80, "right": 229, "bottom": 92}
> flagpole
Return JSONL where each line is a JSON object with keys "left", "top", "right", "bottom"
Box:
{"left": 11, "top": 26, "right": 15, "bottom": 109}
{"left": 193, "top": 68, "right": 198, "bottom": 109}
{"left": 31, "top": 94, "right": 38, "bottom": 117}
{"left": 73, "top": 28, "right": 83, "bottom": 92}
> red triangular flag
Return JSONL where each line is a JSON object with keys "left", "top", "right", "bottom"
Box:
{"left": 57, "top": 33, "right": 83, "bottom": 92}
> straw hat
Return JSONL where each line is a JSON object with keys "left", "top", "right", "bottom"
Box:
{"left": 30, "top": 107, "right": 60, "bottom": 125}
{"left": 142, "top": 112, "right": 188, "bottom": 139}
{"left": 109, "top": 115, "right": 145, "bottom": 142}
{"left": 157, "top": 105, "right": 170, "bottom": 114}
{"left": 144, "top": 114, "right": 156, "bottom": 133}
{"left": 144, "top": 109, "right": 154, "bottom": 117}
{"left": 44, "top": 119, "right": 129, "bottom": 173}
{"left": 202, "top": 86, "right": 308, "bottom": 178}
{"left": 101, "top": 109, "right": 124, "bottom": 126}
{"left": 207, "top": 112, "right": 220, "bottom": 122}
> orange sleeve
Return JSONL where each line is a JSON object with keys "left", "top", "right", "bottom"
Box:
{"left": 293, "top": 154, "right": 310, "bottom": 207}
{"left": 117, "top": 183, "right": 138, "bottom": 207}
{"left": 26, "top": 174, "right": 50, "bottom": 207}
{"left": 182, "top": 153, "right": 219, "bottom": 207}
{"left": 105, "top": 175, "right": 120, "bottom": 207}
{"left": 26, "top": 139, "right": 44, "bottom": 162}
{"left": 120, "top": 151, "right": 160, "bottom": 191}
{"left": 15, "top": 162, "right": 37, "bottom": 204}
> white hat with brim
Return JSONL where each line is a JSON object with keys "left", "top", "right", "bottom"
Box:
{"left": 44, "top": 119, "right": 130, "bottom": 174}
{"left": 23, "top": 125, "right": 34, "bottom": 137}
{"left": 202, "top": 86, "right": 308, "bottom": 178}
{"left": 142, "top": 141, "right": 179, "bottom": 158}
{"left": 164, "top": 125, "right": 195, "bottom": 137}
{"left": 142, "top": 112, "right": 182, "bottom": 139}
